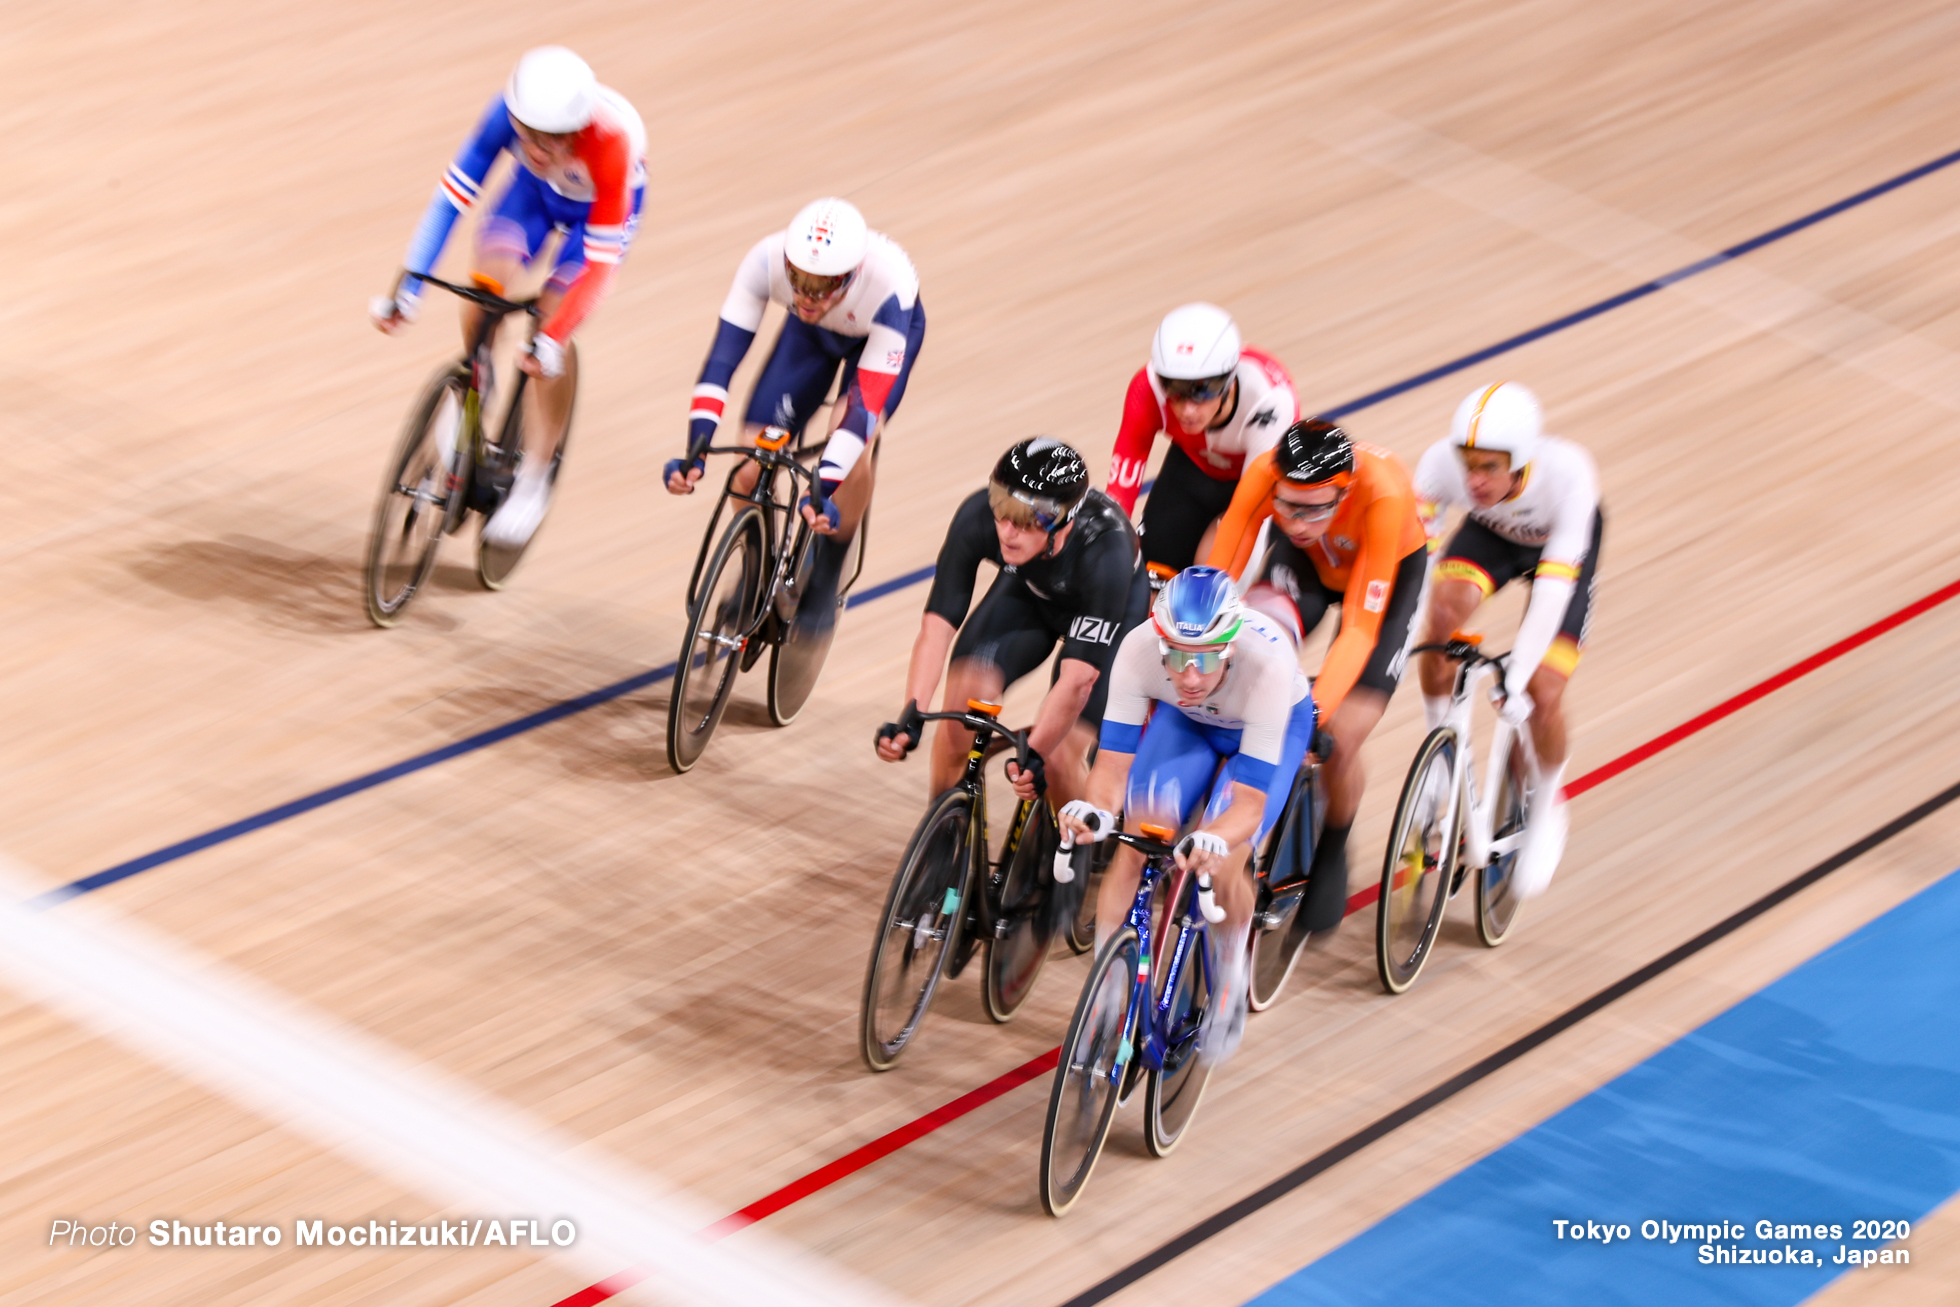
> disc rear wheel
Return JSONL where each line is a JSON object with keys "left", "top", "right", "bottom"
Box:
{"left": 666, "top": 508, "right": 762, "bottom": 773}
{"left": 983, "top": 800, "right": 1059, "bottom": 1023}
{"left": 767, "top": 512, "right": 863, "bottom": 726}
{"left": 1376, "top": 728, "right": 1459, "bottom": 995}
{"left": 1477, "top": 740, "right": 1531, "bottom": 946}
{"left": 365, "top": 369, "right": 466, "bottom": 627}
{"left": 478, "top": 348, "right": 574, "bottom": 590}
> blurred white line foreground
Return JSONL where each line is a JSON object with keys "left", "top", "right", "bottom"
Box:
{"left": 0, "top": 858, "right": 905, "bottom": 1307}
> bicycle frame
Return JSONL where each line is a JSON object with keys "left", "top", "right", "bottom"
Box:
{"left": 1108, "top": 832, "right": 1212, "bottom": 1080}
{"left": 402, "top": 273, "right": 543, "bottom": 498}
{"left": 1434, "top": 648, "right": 1538, "bottom": 874}
{"left": 914, "top": 706, "right": 1041, "bottom": 949}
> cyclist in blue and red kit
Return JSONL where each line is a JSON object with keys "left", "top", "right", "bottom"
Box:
{"left": 371, "top": 46, "right": 646, "bottom": 547}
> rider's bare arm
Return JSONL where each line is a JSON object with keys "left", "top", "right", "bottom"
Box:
{"left": 906, "top": 614, "right": 957, "bottom": 719}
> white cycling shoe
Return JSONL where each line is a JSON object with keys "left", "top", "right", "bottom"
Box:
{"left": 1514, "top": 790, "right": 1568, "bottom": 899}
{"left": 483, "top": 469, "right": 551, "bottom": 547}
{"left": 1199, "top": 939, "right": 1250, "bottom": 1066}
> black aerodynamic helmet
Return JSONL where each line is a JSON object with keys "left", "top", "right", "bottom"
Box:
{"left": 1274, "top": 417, "right": 1356, "bottom": 488}
{"left": 990, "top": 437, "right": 1090, "bottom": 532}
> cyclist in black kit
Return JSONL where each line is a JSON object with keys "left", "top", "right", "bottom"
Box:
{"left": 876, "top": 438, "right": 1151, "bottom": 808}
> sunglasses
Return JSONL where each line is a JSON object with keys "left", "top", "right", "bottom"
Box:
{"left": 1009, "top": 491, "right": 1078, "bottom": 533}
{"left": 1272, "top": 491, "right": 1346, "bottom": 522}
{"left": 1159, "top": 374, "right": 1233, "bottom": 403}
{"left": 1159, "top": 642, "right": 1229, "bottom": 674}
{"left": 785, "top": 262, "right": 852, "bottom": 302}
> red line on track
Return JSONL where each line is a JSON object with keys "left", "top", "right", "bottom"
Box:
{"left": 548, "top": 577, "right": 1960, "bottom": 1307}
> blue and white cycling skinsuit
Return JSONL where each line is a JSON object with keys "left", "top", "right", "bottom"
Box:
{"left": 686, "top": 231, "right": 925, "bottom": 495}
{"left": 1098, "top": 608, "right": 1316, "bottom": 843}
{"left": 397, "top": 86, "right": 647, "bottom": 348}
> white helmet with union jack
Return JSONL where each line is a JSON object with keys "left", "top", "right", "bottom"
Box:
{"left": 1450, "top": 381, "right": 1542, "bottom": 470}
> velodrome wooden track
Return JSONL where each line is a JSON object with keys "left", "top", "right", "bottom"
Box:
{"left": 8, "top": 0, "right": 1960, "bottom": 1302}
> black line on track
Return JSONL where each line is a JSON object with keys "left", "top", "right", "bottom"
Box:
{"left": 1058, "top": 777, "right": 1960, "bottom": 1306}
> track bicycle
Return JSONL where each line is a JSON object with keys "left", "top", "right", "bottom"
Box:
{"left": 666, "top": 426, "right": 868, "bottom": 773}
{"left": 1039, "top": 822, "right": 1227, "bottom": 1216}
{"left": 858, "top": 701, "right": 1076, "bottom": 1071}
{"left": 364, "top": 273, "right": 574, "bottom": 627}
{"left": 1375, "top": 634, "right": 1534, "bottom": 995}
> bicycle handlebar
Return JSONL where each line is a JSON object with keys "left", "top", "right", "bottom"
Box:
{"left": 396, "top": 270, "right": 540, "bottom": 318}
{"left": 685, "top": 437, "right": 827, "bottom": 521}
{"left": 1407, "top": 638, "right": 1510, "bottom": 669}
{"left": 911, "top": 709, "right": 1035, "bottom": 777}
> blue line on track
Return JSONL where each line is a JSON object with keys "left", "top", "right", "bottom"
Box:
{"left": 1246, "top": 866, "right": 1960, "bottom": 1307}
{"left": 40, "top": 145, "right": 1960, "bottom": 904}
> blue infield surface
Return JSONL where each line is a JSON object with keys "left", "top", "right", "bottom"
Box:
{"left": 1249, "top": 866, "right": 1960, "bottom": 1306}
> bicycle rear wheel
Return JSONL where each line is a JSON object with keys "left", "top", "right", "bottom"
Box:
{"left": 1376, "top": 727, "right": 1459, "bottom": 995}
{"left": 1250, "top": 775, "right": 1317, "bottom": 1011}
{"left": 364, "top": 367, "right": 467, "bottom": 628}
{"left": 666, "top": 507, "right": 763, "bottom": 774}
{"left": 1477, "top": 737, "right": 1532, "bottom": 946}
{"left": 983, "top": 799, "right": 1059, "bottom": 1023}
{"left": 1041, "top": 928, "right": 1139, "bottom": 1217}
{"left": 767, "top": 511, "right": 863, "bottom": 726}
{"left": 477, "top": 348, "right": 574, "bottom": 589}
{"left": 860, "top": 788, "right": 976, "bottom": 1071}
{"left": 1145, "top": 890, "right": 1214, "bottom": 1156}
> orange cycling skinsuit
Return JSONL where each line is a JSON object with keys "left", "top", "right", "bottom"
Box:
{"left": 1206, "top": 441, "right": 1427, "bottom": 716}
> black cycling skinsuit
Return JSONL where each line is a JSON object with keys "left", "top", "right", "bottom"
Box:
{"left": 925, "top": 488, "right": 1152, "bottom": 724}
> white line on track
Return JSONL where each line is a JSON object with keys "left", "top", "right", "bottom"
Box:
{"left": 0, "top": 857, "right": 905, "bottom": 1307}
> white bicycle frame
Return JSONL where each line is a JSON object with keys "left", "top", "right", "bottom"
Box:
{"left": 1440, "top": 658, "right": 1536, "bottom": 876}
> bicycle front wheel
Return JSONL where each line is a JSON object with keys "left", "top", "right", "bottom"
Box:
{"left": 364, "top": 367, "right": 467, "bottom": 627}
{"left": 1041, "top": 928, "right": 1140, "bottom": 1217}
{"left": 983, "top": 799, "right": 1059, "bottom": 1023}
{"left": 1377, "top": 727, "right": 1460, "bottom": 995}
{"left": 1145, "top": 884, "right": 1214, "bottom": 1156}
{"left": 666, "top": 506, "right": 763, "bottom": 774}
{"left": 860, "top": 787, "right": 976, "bottom": 1072}
{"left": 1477, "top": 736, "right": 1532, "bottom": 946}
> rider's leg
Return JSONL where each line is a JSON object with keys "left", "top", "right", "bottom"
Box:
{"left": 734, "top": 317, "right": 848, "bottom": 497}
{"left": 932, "top": 585, "right": 1056, "bottom": 794}
{"left": 1416, "top": 579, "right": 1483, "bottom": 728}
{"left": 931, "top": 659, "right": 1005, "bottom": 795}
{"left": 1095, "top": 707, "right": 1218, "bottom": 949}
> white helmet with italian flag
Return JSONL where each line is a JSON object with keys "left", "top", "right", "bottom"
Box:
{"left": 1450, "top": 381, "right": 1542, "bottom": 470}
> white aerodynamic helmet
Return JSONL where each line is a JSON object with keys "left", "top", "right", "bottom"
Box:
{"left": 1151, "top": 303, "right": 1242, "bottom": 382}
{"left": 505, "top": 46, "right": 597, "bottom": 134}
{"left": 785, "top": 197, "right": 869, "bottom": 283}
{"left": 1451, "top": 381, "right": 1543, "bottom": 469}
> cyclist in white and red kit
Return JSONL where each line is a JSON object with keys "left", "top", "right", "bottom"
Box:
{"left": 1105, "top": 303, "right": 1299, "bottom": 571}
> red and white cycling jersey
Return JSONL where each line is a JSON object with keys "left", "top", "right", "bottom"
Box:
{"left": 1105, "top": 347, "right": 1298, "bottom": 513}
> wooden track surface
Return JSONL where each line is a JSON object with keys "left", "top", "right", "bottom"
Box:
{"left": 6, "top": 0, "right": 1960, "bottom": 1302}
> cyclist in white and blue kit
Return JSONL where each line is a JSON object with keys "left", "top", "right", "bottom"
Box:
{"left": 1057, "top": 566, "right": 1316, "bottom": 1064}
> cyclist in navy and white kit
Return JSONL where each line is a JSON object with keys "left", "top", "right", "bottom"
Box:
{"left": 1058, "top": 566, "right": 1316, "bottom": 1064}
{"left": 666, "top": 198, "right": 924, "bottom": 620}
{"left": 370, "top": 47, "right": 647, "bottom": 547}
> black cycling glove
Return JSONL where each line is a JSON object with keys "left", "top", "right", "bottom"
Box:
{"left": 876, "top": 699, "right": 928, "bottom": 755}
